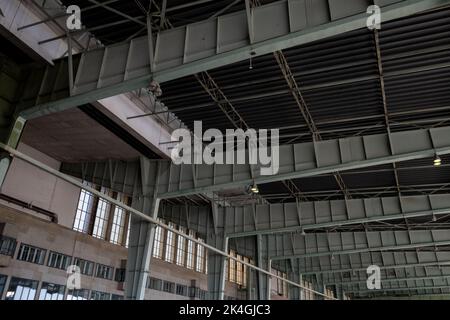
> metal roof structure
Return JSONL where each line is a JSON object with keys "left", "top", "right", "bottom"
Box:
{"left": 3, "top": 0, "right": 450, "bottom": 300}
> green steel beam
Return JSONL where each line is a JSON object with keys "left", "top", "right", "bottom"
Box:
{"left": 227, "top": 207, "right": 450, "bottom": 238}
{"left": 301, "top": 261, "right": 450, "bottom": 276}
{"left": 18, "top": 0, "right": 450, "bottom": 120}
{"left": 271, "top": 240, "right": 450, "bottom": 261}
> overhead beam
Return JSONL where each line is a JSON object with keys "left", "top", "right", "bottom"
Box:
{"left": 59, "top": 126, "right": 450, "bottom": 200}
{"left": 330, "top": 274, "right": 450, "bottom": 286}
{"left": 17, "top": 0, "right": 450, "bottom": 120}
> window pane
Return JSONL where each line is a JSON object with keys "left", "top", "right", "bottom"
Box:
{"left": 5, "top": 277, "right": 38, "bottom": 300}
{"left": 164, "top": 223, "right": 176, "bottom": 263}
{"left": 152, "top": 220, "right": 165, "bottom": 259}
{"left": 176, "top": 227, "right": 186, "bottom": 266}
{"left": 73, "top": 188, "right": 95, "bottom": 233}
{"left": 196, "top": 239, "right": 205, "bottom": 273}
{"left": 92, "top": 188, "right": 111, "bottom": 240}
{"left": 39, "top": 282, "right": 65, "bottom": 300}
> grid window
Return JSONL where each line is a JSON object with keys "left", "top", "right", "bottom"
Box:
{"left": 196, "top": 239, "right": 205, "bottom": 273}
{"left": 95, "top": 264, "right": 114, "bottom": 280}
{"left": 73, "top": 258, "right": 95, "bottom": 276}
{"left": 186, "top": 230, "right": 195, "bottom": 269}
{"left": 152, "top": 221, "right": 165, "bottom": 259}
{"left": 16, "top": 243, "right": 46, "bottom": 265}
{"left": 73, "top": 189, "right": 95, "bottom": 233}
{"left": 148, "top": 277, "right": 162, "bottom": 291}
{"left": 164, "top": 223, "right": 176, "bottom": 263}
{"left": 39, "top": 282, "right": 65, "bottom": 300}
{"left": 67, "top": 289, "right": 89, "bottom": 300}
{"left": 229, "top": 251, "right": 236, "bottom": 283}
{"left": 0, "top": 236, "right": 17, "bottom": 256}
{"left": 162, "top": 281, "right": 175, "bottom": 294}
{"left": 0, "top": 274, "right": 7, "bottom": 298}
{"left": 47, "top": 251, "right": 72, "bottom": 270}
{"left": 110, "top": 194, "right": 127, "bottom": 245}
{"left": 90, "top": 290, "right": 111, "bottom": 300}
{"left": 176, "top": 284, "right": 188, "bottom": 296}
{"left": 5, "top": 277, "right": 38, "bottom": 300}
{"left": 176, "top": 227, "right": 187, "bottom": 266}
{"left": 111, "top": 294, "right": 124, "bottom": 300}
{"left": 92, "top": 189, "right": 111, "bottom": 239}
{"left": 236, "top": 255, "right": 243, "bottom": 285}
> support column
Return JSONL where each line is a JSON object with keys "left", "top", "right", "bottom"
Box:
{"left": 125, "top": 159, "right": 160, "bottom": 300}
{"left": 288, "top": 272, "right": 301, "bottom": 300}
{"left": 206, "top": 232, "right": 228, "bottom": 300}
{"left": 335, "top": 284, "right": 343, "bottom": 300}
{"left": 256, "top": 234, "right": 270, "bottom": 300}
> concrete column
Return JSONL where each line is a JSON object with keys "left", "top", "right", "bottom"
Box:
{"left": 124, "top": 159, "right": 160, "bottom": 300}
{"left": 335, "top": 284, "right": 343, "bottom": 300}
{"left": 206, "top": 231, "right": 228, "bottom": 300}
{"left": 256, "top": 234, "right": 270, "bottom": 300}
{"left": 288, "top": 272, "right": 301, "bottom": 300}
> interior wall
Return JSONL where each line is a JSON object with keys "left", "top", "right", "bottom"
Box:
{"left": 0, "top": 142, "right": 80, "bottom": 229}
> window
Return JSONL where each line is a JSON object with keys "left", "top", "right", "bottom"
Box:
{"left": 164, "top": 223, "right": 176, "bottom": 263}
{"left": 125, "top": 215, "right": 131, "bottom": 248}
{"left": 176, "top": 284, "right": 188, "bottom": 296}
{"left": 67, "top": 289, "right": 89, "bottom": 300}
{"left": 74, "top": 188, "right": 95, "bottom": 233}
{"left": 47, "top": 251, "right": 72, "bottom": 270}
{"left": 186, "top": 230, "right": 195, "bottom": 269}
{"left": 196, "top": 239, "right": 205, "bottom": 273}
{"left": 110, "top": 205, "right": 126, "bottom": 245}
{"left": 73, "top": 258, "right": 95, "bottom": 276}
{"left": 95, "top": 264, "right": 114, "bottom": 280}
{"left": 302, "top": 280, "right": 314, "bottom": 300}
{"left": 273, "top": 269, "right": 287, "bottom": 296}
{"left": 92, "top": 188, "right": 112, "bottom": 239}
{"left": 0, "top": 236, "right": 17, "bottom": 256}
{"left": 325, "top": 287, "right": 335, "bottom": 300}
{"left": 148, "top": 277, "right": 162, "bottom": 291}
{"left": 90, "top": 290, "right": 111, "bottom": 300}
{"left": 229, "top": 251, "right": 236, "bottom": 283}
{"left": 16, "top": 243, "right": 46, "bottom": 265}
{"left": 115, "top": 268, "right": 126, "bottom": 283}
{"left": 176, "top": 227, "right": 187, "bottom": 266}
{"left": 39, "top": 282, "right": 65, "bottom": 300}
{"left": 74, "top": 185, "right": 131, "bottom": 248}
{"left": 111, "top": 294, "right": 124, "bottom": 300}
{"left": 226, "top": 251, "right": 252, "bottom": 287}
{"left": 197, "top": 289, "right": 207, "bottom": 300}
{"left": 152, "top": 221, "right": 165, "bottom": 259}
{"left": 162, "top": 281, "right": 175, "bottom": 294}
{"left": 5, "top": 277, "right": 38, "bottom": 300}
{"left": 236, "top": 254, "right": 243, "bottom": 285}
{"left": 0, "top": 274, "right": 7, "bottom": 298}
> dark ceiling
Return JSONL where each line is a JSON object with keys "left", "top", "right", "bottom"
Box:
{"left": 52, "top": 2, "right": 450, "bottom": 203}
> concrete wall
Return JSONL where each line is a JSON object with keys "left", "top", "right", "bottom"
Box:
{"left": 0, "top": 143, "right": 80, "bottom": 229}
{"left": 0, "top": 203, "right": 126, "bottom": 299}
{"left": 0, "top": 202, "right": 242, "bottom": 300}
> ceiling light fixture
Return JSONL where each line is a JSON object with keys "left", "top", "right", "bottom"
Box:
{"left": 434, "top": 154, "right": 442, "bottom": 166}
{"left": 250, "top": 182, "right": 259, "bottom": 194}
